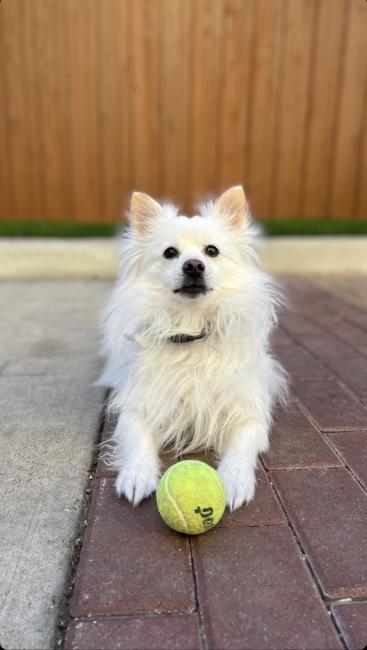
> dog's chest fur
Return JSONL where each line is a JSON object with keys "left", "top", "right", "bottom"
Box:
{"left": 119, "top": 336, "right": 257, "bottom": 453}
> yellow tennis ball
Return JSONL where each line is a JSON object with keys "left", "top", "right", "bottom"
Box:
{"left": 156, "top": 460, "right": 226, "bottom": 534}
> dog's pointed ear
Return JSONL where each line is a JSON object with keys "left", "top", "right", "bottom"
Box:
{"left": 129, "top": 192, "right": 163, "bottom": 233}
{"left": 217, "top": 186, "right": 248, "bottom": 227}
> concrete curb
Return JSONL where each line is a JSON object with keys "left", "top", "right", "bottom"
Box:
{"left": 1, "top": 236, "right": 367, "bottom": 277}
{"left": 0, "top": 280, "right": 108, "bottom": 650}
{"left": 257, "top": 236, "right": 367, "bottom": 274}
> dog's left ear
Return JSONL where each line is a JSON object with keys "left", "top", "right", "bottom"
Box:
{"left": 129, "top": 192, "right": 164, "bottom": 234}
{"left": 217, "top": 186, "right": 248, "bottom": 228}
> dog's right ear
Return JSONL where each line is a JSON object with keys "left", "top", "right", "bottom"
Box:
{"left": 129, "top": 192, "right": 164, "bottom": 234}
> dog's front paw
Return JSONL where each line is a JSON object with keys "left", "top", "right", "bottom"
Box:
{"left": 115, "top": 461, "right": 160, "bottom": 506}
{"left": 218, "top": 464, "right": 256, "bottom": 511}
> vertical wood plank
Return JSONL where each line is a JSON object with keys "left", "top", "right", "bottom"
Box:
{"left": 329, "top": 1, "right": 367, "bottom": 218}
{"left": 301, "top": 0, "right": 348, "bottom": 218}
{"left": 129, "top": 0, "right": 161, "bottom": 197}
{"left": 246, "top": 0, "right": 285, "bottom": 218}
{"left": 272, "top": 0, "right": 316, "bottom": 218}
{"left": 160, "top": 0, "right": 191, "bottom": 209}
{"left": 217, "top": 0, "right": 256, "bottom": 192}
{"left": 65, "top": 0, "right": 100, "bottom": 221}
{"left": 22, "top": 0, "right": 44, "bottom": 218}
{"left": 31, "top": 0, "right": 71, "bottom": 220}
{"left": 54, "top": 1, "right": 75, "bottom": 219}
{"left": 188, "top": 0, "right": 224, "bottom": 208}
{"left": 0, "top": 2, "right": 39, "bottom": 218}
{"left": 95, "top": 0, "right": 130, "bottom": 220}
{"left": 0, "top": 5, "right": 13, "bottom": 218}
{"left": 355, "top": 73, "right": 367, "bottom": 219}
{"left": 0, "top": 89, "right": 11, "bottom": 217}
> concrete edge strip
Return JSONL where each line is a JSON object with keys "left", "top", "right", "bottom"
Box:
{"left": 0, "top": 237, "right": 367, "bottom": 277}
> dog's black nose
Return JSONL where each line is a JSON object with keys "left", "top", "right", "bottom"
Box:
{"left": 183, "top": 259, "right": 205, "bottom": 277}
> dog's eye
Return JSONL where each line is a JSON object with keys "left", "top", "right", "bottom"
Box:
{"left": 163, "top": 247, "right": 179, "bottom": 259}
{"left": 205, "top": 245, "right": 219, "bottom": 257}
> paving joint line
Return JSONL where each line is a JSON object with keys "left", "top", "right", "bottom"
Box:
{"left": 260, "top": 457, "right": 348, "bottom": 650}
{"left": 331, "top": 596, "right": 367, "bottom": 605}
{"left": 323, "top": 434, "right": 367, "bottom": 498}
{"left": 280, "top": 324, "right": 334, "bottom": 379}
{"left": 329, "top": 606, "right": 350, "bottom": 650}
{"left": 286, "top": 291, "right": 367, "bottom": 361}
{"left": 301, "top": 309, "right": 367, "bottom": 361}
{"left": 301, "top": 276, "right": 367, "bottom": 321}
{"left": 188, "top": 538, "right": 207, "bottom": 650}
{"left": 292, "top": 394, "right": 334, "bottom": 435}
{"left": 56, "top": 394, "right": 108, "bottom": 650}
{"left": 293, "top": 396, "right": 362, "bottom": 458}
{"left": 67, "top": 610, "right": 197, "bottom": 621}
{"left": 283, "top": 278, "right": 367, "bottom": 356}
{"left": 282, "top": 322, "right": 367, "bottom": 409}
{"left": 292, "top": 394, "right": 367, "bottom": 497}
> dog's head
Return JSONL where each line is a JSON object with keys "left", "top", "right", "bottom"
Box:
{"left": 126, "top": 186, "right": 257, "bottom": 307}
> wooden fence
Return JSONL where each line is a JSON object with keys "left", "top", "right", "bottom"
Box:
{"left": 0, "top": 0, "right": 366, "bottom": 222}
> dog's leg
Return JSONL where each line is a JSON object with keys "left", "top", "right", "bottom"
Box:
{"left": 113, "top": 410, "right": 160, "bottom": 505}
{"left": 218, "top": 417, "right": 269, "bottom": 511}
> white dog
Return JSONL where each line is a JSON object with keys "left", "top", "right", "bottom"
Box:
{"left": 98, "top": 186, "right": 286, "bottom": 510}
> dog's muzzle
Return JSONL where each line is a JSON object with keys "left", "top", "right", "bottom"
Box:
{"left": 173, "top": 258, "right": 208, "bottom": 296}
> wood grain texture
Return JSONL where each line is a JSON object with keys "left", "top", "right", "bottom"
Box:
{"left": 301, "top": 0, "right": 348, "bottom": 218}
{"left": 217, "top": 0, "right": 256, "bottom": 192}
{"left": 129, "top": 0, "right": 162, "bottom": 198}
{"left": 246, "top": 0, "right": 285, "bottom": 217}
{"left": 188, "top": 0, "right": 224, "bottom": 208}
{"left": 160, "top": 0, "right": 192, "bottom": 208}
{"left": 31, "top": 0, "right": 68, "bottom": 220}
{"left": 355, "top": 70, "right": 367, "bottom": 220}
{"left": 329, "top": 0, "right": 367, "bottom": 219}
{"left": 95, "top": 0, "right": 130, "bottom": 220}
{"left": 0, "top": 0, "right": 366, "bottom": 221}
{"left": 1, "top": 3, "right": 39, "bottom": 219}
{"left": 272, "top": 0, "right": 316, "bottom": 218}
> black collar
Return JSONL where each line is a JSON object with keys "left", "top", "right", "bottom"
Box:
{"left": 168, "top": 329, "right": 209, "bottom": 344}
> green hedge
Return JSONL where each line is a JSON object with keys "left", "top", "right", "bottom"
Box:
{"left": 0, "top": 221, "right": 119, "bottom": 237}
{"left": 0, "top": 219, "right": 367, "bottom": 237}
{"left": 263, "top": 219, "right": 367, "bottom": 236}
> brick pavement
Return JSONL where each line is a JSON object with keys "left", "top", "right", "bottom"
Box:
{"left": 64, "top": 277, "right": 367, "bottom": 650}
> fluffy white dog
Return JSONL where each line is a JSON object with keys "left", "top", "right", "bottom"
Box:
{"left": 99, "top": 186, "right": 286, "bottom": 510}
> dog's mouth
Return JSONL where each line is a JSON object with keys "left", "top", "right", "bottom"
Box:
{"left": 173, "top": 282, "right": 209, "bottom": 296}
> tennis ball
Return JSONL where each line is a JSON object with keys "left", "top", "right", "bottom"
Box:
{"left": 156, "top": 460, "right": 226, "bottom": 534}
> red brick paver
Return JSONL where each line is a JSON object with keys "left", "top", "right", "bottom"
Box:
{"left": 192, "top": 526, "right": 341, "bottom": 650}
{"left": 272, "top": 338, "right": 331, "bottom": 380}
{"left": 262, "top": 400, "right": 342, "bottom": 469}
{"left": 292, "top": 378, "right": 367, "bottom": 432}
{"left": 218, "top": 466, "right": 285, "bottom": 528}
{"left": 271, "top": 468, "right": 367, "bottom": 599}
{"left": 327, "top": 430, "right": 367, "bottom": 489}
{"left": 65, "top": 277, "right": 367, "bottom": 650}
{"left": 71, "top": 479, "right": 195, "bottom": 617}
{"left": 282, "top": 282, "right": 367, "bottom": 400}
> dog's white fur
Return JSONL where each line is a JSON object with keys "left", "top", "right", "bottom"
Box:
{"left": 98, "top": 186, "right": 287, "bottom": 510}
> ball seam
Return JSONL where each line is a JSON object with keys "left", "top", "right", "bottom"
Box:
{"left": 163, "top": 465, "right": 190, "bottom": 534}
